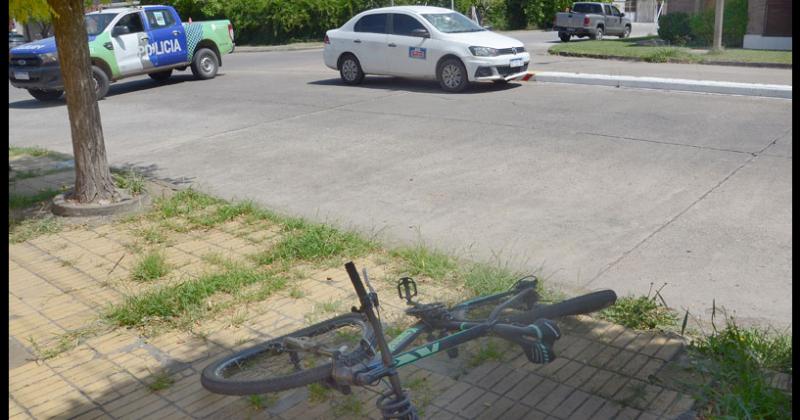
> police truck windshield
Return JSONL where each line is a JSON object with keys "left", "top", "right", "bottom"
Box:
{"left": 85, "top": 13, "right": 117, "bottom": 36}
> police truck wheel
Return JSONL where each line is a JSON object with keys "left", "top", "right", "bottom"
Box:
{"left": 27, "top": 89, "right": 63, "bottom": 101}
{"left": 191, "top": 48, "right": 219, "bottom": 80}
{"left": 149, "top": 69, "right": 173, "bottom": 82}
{"left": 438, "top": 58, "right": 469, "bottom": 93}
{"left": 339, "top": 54, "right": 364, "bottom": 85}
{"left": 92, "top": 65, "right": 110, "bottom": 100}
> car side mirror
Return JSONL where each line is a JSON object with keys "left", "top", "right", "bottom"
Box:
{"left": 112, "top": 26, "right": 130, "bottom": 37}
{"left": 411, "top": 28, "right": 430, "bottom": 38}
{"left": 620, "top": 13, "right": 625, "bottom": 17}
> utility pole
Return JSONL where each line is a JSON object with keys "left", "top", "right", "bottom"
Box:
{"left": 451, "top": 0, "right": 455, "bottom": 10}
{"left": 712, "top": 0, "right": 724, "bottom": 50}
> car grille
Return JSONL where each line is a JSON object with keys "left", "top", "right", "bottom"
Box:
{"left": 497, "top": 47, "right": 525, "bottom": 56}
{"left": 496, "top": 63, "right": 528, "bottom": 76}
{"left": 10, "top": 55, "right": 42, "bottom": 67}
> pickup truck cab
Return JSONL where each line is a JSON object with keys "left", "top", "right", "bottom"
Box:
{"left": 8, "top": 5, "right": 235, "bottom": 101}
{"left": 554, "top": 2, "right": 631, "bottom": 42}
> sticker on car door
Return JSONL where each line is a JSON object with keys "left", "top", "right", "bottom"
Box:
{"left": 409, "top": 47, "right": 426, "bottom": 59}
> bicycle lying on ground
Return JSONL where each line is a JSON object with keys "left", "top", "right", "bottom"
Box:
{"left": 202, "top": 262, "right": 617, "bottom": 419}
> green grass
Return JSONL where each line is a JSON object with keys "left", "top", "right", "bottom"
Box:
{"left": 147, "top": 371, "right": 174, "bottom": 392}
{"left": 9, "top": 189, "right": 60, "bottom": 210}
{"left": 9, "top": 216, "right": 62, "bottom": 243}
{"left": 548, "top": 37, "right": 792, "bottom": 65}
{"left": 131, "top": 250, "right": 170, "bottom": 282}
{"left": 600, "top": 294, "right": 677, "bottom": 330}
{"left": 690, "top": 316, "right": 792, "bottom": 418}
{"left": 390, "top": 245, "right": 458, "bottom": 282}
{"left": 289, "top": 286, "right": 305, "bottom": 299}
{"left": 331, "top": 394, "right": 363, "bottom": 417}
{"left": 252, "top": 222, "right": 376, "bottom": 266}
{"left": 307, "top": 382, "right": 332, "bottom": 403}
{"left": 107, "top": 264, "right": 285, "bottom": 328}
{"left": 247, "top": 394, "right": 277, "bottom": 410}
{"left": 468, "top": 339, "right": 505, "bottom": 367}
{"left": 112, "top": 170, "right": 146, "bottom": 196}
{"left": 462, "top": 262, "right": 523, "bottom": 297}
{"left": 136, "top": 226, "right": 168, "bottom": 245}
{"left": 9, "top": 146, "right": 52, "bottom": 158}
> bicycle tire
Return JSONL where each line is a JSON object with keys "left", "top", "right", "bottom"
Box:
{"left": 201, "top": 313, "right": 376, "bottom": 395}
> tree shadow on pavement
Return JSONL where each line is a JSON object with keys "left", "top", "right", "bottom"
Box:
{"left": 309, "top": 76, "right": 521, "bottom": 95}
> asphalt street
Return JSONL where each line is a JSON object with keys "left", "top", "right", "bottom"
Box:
{"left": 8, "top": 48, "right": 792, "bottom": 329}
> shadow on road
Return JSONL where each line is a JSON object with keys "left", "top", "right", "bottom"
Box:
{"left": 309, "top": 76, "right": 521, "bottom": 94}
{"left": 9, "top": 74, "right": 221, "bottom": 109}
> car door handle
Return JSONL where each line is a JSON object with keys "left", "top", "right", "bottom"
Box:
{"left": 172, "top": 30, "right": 180, "bottom": 36}
{"left": 388, "top": 43, "right": 397, "bottom": 47}
{"left": 353, "top": 39, "right": 361, "bottom": 43}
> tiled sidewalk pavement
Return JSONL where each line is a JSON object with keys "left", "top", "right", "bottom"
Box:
{"left": 9, "top": 171, "right": 698, "bottom": 420}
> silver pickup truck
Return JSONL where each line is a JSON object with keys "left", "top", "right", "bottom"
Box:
{"left": 554, "top": 2, "right": 631, "bottom": 42}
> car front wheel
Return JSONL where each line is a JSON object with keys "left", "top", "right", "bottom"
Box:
{"left": 591, "top": 27, "right": 604, "bottom": 40}
{"left": 339, "top": 54, "right": 364, "bottom": 85}
{"left": 27, "top": 89, "right": 63, "bottom": 101}
{"left": 438, "top": 58, "right": 469, "bottom": 93}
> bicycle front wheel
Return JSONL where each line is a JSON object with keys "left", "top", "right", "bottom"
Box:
{"left": 201, "top": 313, "right": 375, "bottom": 395}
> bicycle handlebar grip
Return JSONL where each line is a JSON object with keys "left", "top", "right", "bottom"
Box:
{"left": 345, "top": 262, "right": 369, "bottom": 305}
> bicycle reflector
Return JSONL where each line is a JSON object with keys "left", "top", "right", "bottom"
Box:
{"left": 397, "top": 277, "right": 417, "bottom": 304}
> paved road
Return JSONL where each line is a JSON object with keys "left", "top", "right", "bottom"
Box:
{"left": 8, "top": 49, "right": 792, "bottom": 329}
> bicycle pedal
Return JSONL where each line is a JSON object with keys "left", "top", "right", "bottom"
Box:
{"left": 397, "top": 277, "right": 418, "bottom": 304}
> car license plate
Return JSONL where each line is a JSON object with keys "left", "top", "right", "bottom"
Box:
{"left": 509, "top": 58, "right": 523, "bottom": 68}
{"left": 14, "top": 72, "right": 29, "bottom": 80}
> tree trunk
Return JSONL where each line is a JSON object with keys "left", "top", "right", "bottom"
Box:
{"left": 48, "top": 0, "right": 119, "bottom": 204}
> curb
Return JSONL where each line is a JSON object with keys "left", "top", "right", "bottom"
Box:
{"left": 234, "top": 43, "right": 323, "bottom": 53}
{"left": 51, "top": 192, "right": 150, "bottom": 217}
{"left": 525, "top": 71, "right": 792, "bottom": 99}
{"left": 548, "top": 51, "right": 793, "bottom": 69}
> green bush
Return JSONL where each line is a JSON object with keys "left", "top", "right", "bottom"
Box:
{"left": 658, "top": 12, "right": 692, "bottom": 46}
{"left": 524, "top": 0, "right": 573, "bottom": 29}
{"left": 688, "top": 0, "right": 748, "bottom": 47}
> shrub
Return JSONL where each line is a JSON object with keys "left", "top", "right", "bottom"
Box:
{"left": 658, "top": 12, "right": 692, "bottom": 46}
{"left": 525, "top": 0, "right": 574, "bottom": 29}
{"left": 688, "top": 0, "right": 748, "bottom": 47}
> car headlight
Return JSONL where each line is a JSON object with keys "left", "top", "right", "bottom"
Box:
{"left": 39, "top": 52, "right": 58, "bottom": 64}
{"left": 469, "top": 46, "right": 498, "bottom": 57}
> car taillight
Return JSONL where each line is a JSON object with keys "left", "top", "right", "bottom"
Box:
{"left": 228, "top": 23, "right": 234, "bottom": 41}
{"left": 583, "top": 17, "right": 590, "bottom": 26}
{"left": 324, "top": 34, "right": 330, "bottom": 44}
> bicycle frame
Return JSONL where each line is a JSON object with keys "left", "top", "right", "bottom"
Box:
{"left": 351, "top": 287, "right": 535, "bottom": 385}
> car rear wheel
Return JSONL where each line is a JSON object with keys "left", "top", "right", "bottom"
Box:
{"left": 438, "top": 58, "right": 469, "bottom": 93}
{"left": 620, "top": 25, "right": 631, "bottom": 39}
{"left": 92, "top": 65, "right": 110, "bottom": 100}
{"left": 339, "top": 54, "right": 364, "bottom": 85}
{"left": 591, "top": 27, "right": 604, "bottom": 40}
{"left": 559, "top": 33, "right": 571, "bottom": 42}
{"left": 27, "top": 89, "right": 63, "bottom": 101}
{"left": 191, "top": 48, "right": 219, "bottom": 80}
{"left": 149, "top": 69, "right": 173, "bottom": 82}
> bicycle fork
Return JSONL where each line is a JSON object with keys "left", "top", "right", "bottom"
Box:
{"left": 345, "top": 262, "right": 417, "bottom": 420}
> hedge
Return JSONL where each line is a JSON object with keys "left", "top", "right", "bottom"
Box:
{"left": 659, "top": 0, "right": 748, "bottom": 48}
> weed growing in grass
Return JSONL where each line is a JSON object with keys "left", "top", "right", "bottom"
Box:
{"left": 600, "top": 284, "right": 677, "bottom": 330}
{"left": 468, "top": 339, "right": 504, "bottom": 367}
{"left": 9, "top": 188, "right": 60, "bottom": 210}
{"left": 690, "top": 316, "right": 792, "bottom": 418}
{"left": 390, "top": 245, "right": 458, "bottom": 282}
{"left": 463, "top": 262, "right": 523, "bottom": 297}
{"left": 247, "top": 394, "right": 278, "bottom": 410}
{"left": 289, "top": 286, "right": 305, "bottom": 299}
{"left": 147, "top": 371, "right": 174, "bottom": 392}
{"left": 154, "top": 189, "right": 224, "bottom": 219}
{"left": 107, "top": 265, "right": 285, "bottom": 328}
{"left": 253, "top": 223, "right": 375, "bottom": 266}
{"left": 131, "top": 250, "right": 170, "bottom": 282}
{"left": 112, "top": 170, "right": 146, "bottom": 196}
{"left": 332, "top": 394, "right": 363, "bottom": 417}
{"left": 644, "top": 47, "right": 695, "bottom": 63}
{"left": 28, "top": 322, "right": 110, "bottom": 359}
{"left": 307, "top": 382, "right": 332, "bottom": 403}
{"left": 9, "top": 216, "right": 62, "bottom": 243}
{"left": 136, "top": 226, "right": 168, "bottom": 245}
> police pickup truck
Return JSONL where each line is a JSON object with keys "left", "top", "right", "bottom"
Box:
{"left": 9, "top": 5, "right": 234, "bottom": 101}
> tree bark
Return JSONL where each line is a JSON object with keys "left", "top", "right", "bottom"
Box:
{"left": 48, "top": 0, "right": 119, "bottom": 204}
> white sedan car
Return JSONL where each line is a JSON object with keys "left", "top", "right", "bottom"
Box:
{"left": 323, "top": 6, "right": 531, "bottom": 92}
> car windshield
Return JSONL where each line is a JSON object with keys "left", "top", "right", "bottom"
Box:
{"left": 85, "top": 13, "right": 117, "bottom": 36}
{"left": 571, "top": 3, "right": 603, "bottom": 14}
{"left": 421, "top": 12, "right": 484, "bottom": 33}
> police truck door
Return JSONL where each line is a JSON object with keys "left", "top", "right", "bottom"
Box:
{"left": 111, "top": 12, "right": 150, "bottom": 76}
{"left": 144, "top": 7, "right": 188, "bottom": 67}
